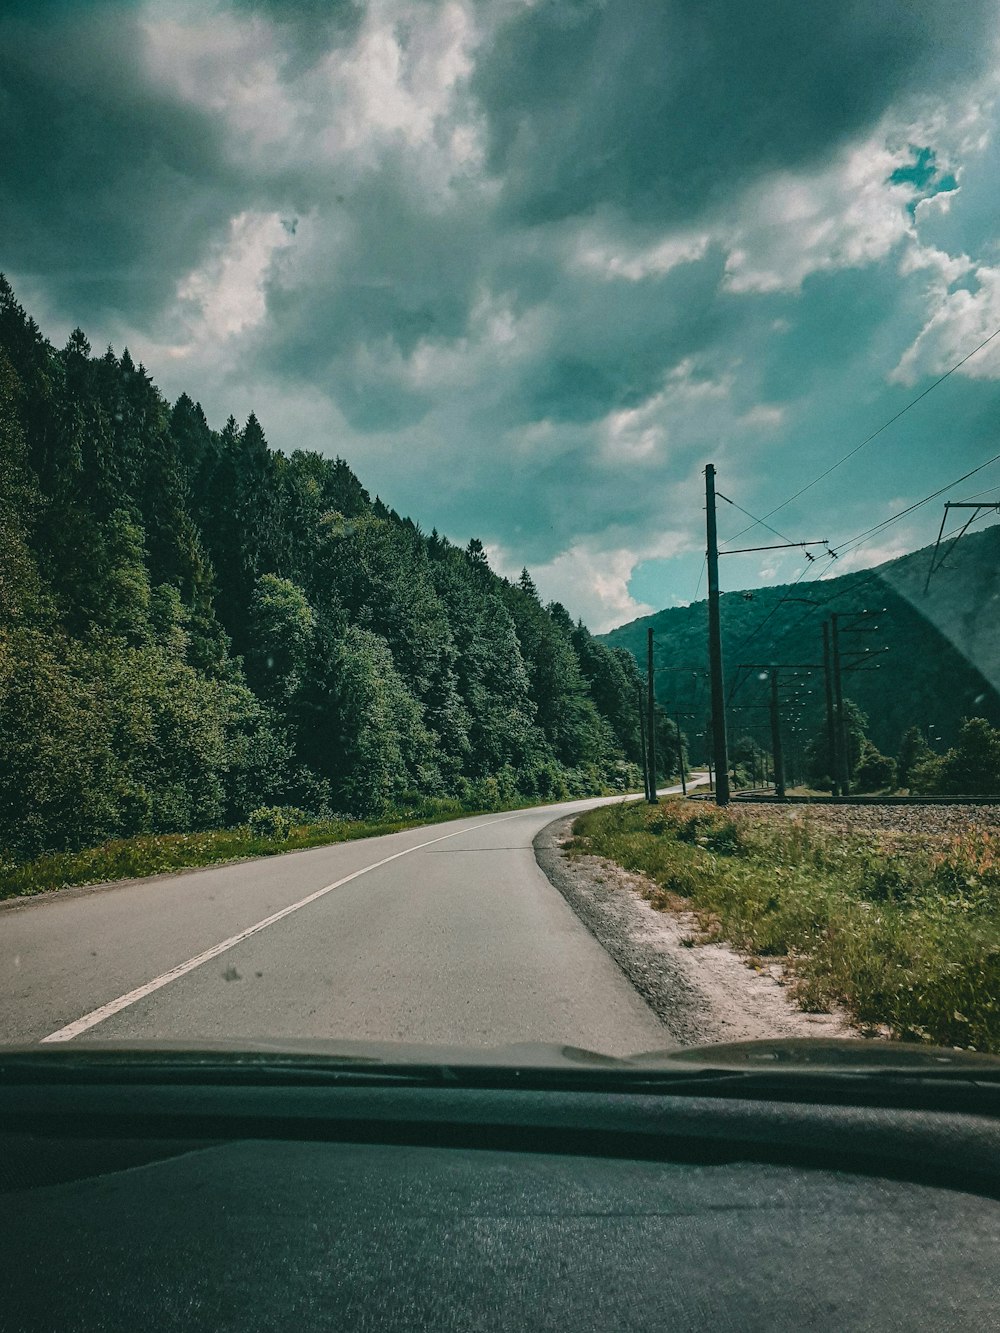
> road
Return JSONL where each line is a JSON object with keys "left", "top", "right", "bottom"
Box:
{"left": 1, "top": 786, "right": 701, "bottom": 1056}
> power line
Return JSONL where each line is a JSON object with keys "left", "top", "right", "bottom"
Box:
{"left": 827, "top": 448, "right": 1000, "bottom": 561}
{"left": 692, "top": 555, "right": 706, "bottom": 603}
{"left": 716, "top": 493, "right": 800, "bottom": 549}
{"left": 723, "top": 322, "right": 1000, "bottom": 547}
{"left": 957, "top": 483, "right": 1000, "bottom": 503}
{"left": 728, "top": 446, "right": 1000, "bottom": 670}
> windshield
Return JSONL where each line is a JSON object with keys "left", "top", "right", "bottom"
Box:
{"left": 2, "top": 0, "right": 1000, "bottom": 1066}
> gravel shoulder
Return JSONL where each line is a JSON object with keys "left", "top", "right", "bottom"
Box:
{"left": 534, "top": 814, "right": 858, "bottom": 1048}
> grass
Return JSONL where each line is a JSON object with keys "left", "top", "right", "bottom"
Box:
{"left": 0, "top": 806, "right": 453, "bottom": 902}
{"left": 570, "top": 799, "right": 1000, "bottom": 1053}
{"left": 0, "top": 788, "right": 639, "bottom": 904}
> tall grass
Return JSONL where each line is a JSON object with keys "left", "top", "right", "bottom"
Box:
{"left": 572, "top": 800, "right": 1000, "bottom": 1052}
{"left": 0, "top": 795, "right": 499, "bottom": 902}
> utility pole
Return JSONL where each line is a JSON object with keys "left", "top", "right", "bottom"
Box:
{"left": 674, "top": 711, "right": 687, "bottom": 796}
{"left": 705, "top": 718, "right": 714, "bottom": 792}
{"left": 646, "top": 628, "right": 658, "bottom": 803}
{"left": 831, "top": 613, "right": 850, "bottom": 795}
{"left": 769, "top": 670, "right": 786, "bottom": 798}
{"left": 637, "top": 683, "right": 650, "bottom": 802}
{"left": 925, "top": 501, "right": 1000, "bottom": 593}
{"left": 822, "top": 621, "right": 838, "bottom": 796}
{"left": 705, "top": 464, "right": 730, "bottom": 806}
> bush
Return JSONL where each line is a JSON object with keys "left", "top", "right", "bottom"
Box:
{"left": 853, "top": 741, "right": 897, "bottom": 793}
{"left": 247, "top": 806, "right": 294, "bottom": 840}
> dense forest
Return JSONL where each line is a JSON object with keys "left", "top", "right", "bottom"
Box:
{"left": 0, "top": 278, "right": 670, "bottom": 861}
{"left": 601, "top": 525, "right": 1000, "bottom": 774}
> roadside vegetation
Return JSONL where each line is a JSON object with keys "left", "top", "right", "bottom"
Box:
{"left": 0, "top": 279, "right": 669, "bottom": 870}
{"left": 571, "top": 799, "right": 1000, "bottom": 1053}
{"left": 729, "top": 711, "right": 1000, "bottom": 798}
{"left": 1, "top": 784, "right": 629, "bottom": 903}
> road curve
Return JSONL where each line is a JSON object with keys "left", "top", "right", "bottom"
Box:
{"left": 1, "top": 787, "right": 699, "bottom": 1056}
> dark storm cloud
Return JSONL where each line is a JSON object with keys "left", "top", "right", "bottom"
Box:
{"left": 267, "top": 161, "right": 487, "bottom": 356}
{"left": 0, "top": 5, "right": 241, "bottom": 322}
{"left": 512, "top": 246, "right": 727, "bottom": 423}
{"left": 7, "top": 0, "right": 1000, "bottom": 627}
{"left": 472, "top": 0, "right": 996, "bottom": 225}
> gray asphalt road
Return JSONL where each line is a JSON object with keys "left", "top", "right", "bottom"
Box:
{"left": 1, "top": 786, "right": 701, "bottom": 1056}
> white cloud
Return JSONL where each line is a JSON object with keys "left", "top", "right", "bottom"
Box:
{"left": 177, "top": 210, "right": 294, "bottom": 344}
{"left": 142, "top": 0, "right": 486, "bottom": 192}
{"left": 529, "top": 543, "right": 656, "bottom": 633}
{"left": 892, "top": 263, "right": 1000, "bottom": 384}
{"left": 572, "top": 227, "right": 710, "bottom": 282}
{"left": 722, "top": 137, "right": 918, "bottom": 294}
{"left": 739, "top": 403, "right": 786, "bottom": 431}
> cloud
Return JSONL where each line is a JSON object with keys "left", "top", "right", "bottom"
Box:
{"left": 8, "top": 0, "right": 1000, "bottom": 635}
{"left": 0, "top": 4, "right": 242, "bottom": 322}
{"left": 472, "top": 0, "right": 996, "bottom": 227}
{"left": 893, "top": 264, "right": 1000, "bottom": 384}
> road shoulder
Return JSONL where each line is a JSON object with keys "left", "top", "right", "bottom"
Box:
{"left": 533, "top": 813, "right": 857, "bottom": 1047}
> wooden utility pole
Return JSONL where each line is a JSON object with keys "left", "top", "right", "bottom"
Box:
{"left": 674, "top": 711, "right": 687, "bottom": 796}
{"left": 705, "top": 464, "right": 730, "bottom": 806}
{"left": 646, "top": 628, "right": 658, "bottom": 803}
{"left": 769, "top": 670, "right": 786, "bottom": 798}
{"left": 822, "top": 621, "right": 838, "bottom": 796}
{"left": 637, "top": 682, "right": 650, "bottom": 801}
{"left": 831, "top": 613, "right": 850, "bottom": 795}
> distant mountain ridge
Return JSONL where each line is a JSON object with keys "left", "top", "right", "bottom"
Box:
{"left": 599, "top": 523, "right": 1000, "bottom": 760}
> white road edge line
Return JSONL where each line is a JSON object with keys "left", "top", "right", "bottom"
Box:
{"left": 40, "top": 812, "right": 525, "bottom": 1043}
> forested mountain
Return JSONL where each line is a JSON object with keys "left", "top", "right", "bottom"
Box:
{"left": 0, "top": 279, "right": 653, "bottom": 859}
{"left": 601, "top": 524, "right": 1000, "bottom": 766}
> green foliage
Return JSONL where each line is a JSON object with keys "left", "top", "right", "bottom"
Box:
{"left": 910, "top": 717, "right": 1000, "bottom": 795}
{"left": 897, "top": 725, "right": 932, "bottom": 789}
{"left": 247, "top": 574, "right": 315, "bottom": 704}
{"left": 853, "top": 740, "right": 897, "bottom": 793}
{"left": 574, "top": 801, "right": 1000, "bottom": 1052}
{"left": 247, "top": 806, "right": 295, "bottom": 840}
{"left": 804, "top": 698, "right": 868, "bottom": 791}
{"left": 0, "top": 279, "right": 644, "bottom": 870}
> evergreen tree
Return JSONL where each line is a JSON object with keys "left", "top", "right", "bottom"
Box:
{"left": 897, "top": 725, "right": 932, "bottom": 790}
{"left": 0, "top": 278, "right": 640, "bottom": 854}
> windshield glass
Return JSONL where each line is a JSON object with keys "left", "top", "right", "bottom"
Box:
{"left": 2, "top": 0, "right": 1000, "bottom": 1064}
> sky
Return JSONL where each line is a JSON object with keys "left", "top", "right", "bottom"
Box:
{"left": 5, "top": 0, "right": 1000, "bottom": 632}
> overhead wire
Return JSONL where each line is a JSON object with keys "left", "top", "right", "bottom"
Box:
{"left": 821, "top": 448, "right": 1000, "bottom": 563}
{"left": 689, "top": 330, "right": 1000, "bottom": 709}
{"left": 725, "top": 446, "right": 1000, "bottom": 688}
{"left": 720, "top": 322, "right": 1000, "bottom": 549}
{"left": 716, "top": 494, "right": 803, "bottom": 550}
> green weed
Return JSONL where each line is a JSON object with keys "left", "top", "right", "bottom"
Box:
{"left": 573, "top": 802, "right": 1000, "bottom": 1052}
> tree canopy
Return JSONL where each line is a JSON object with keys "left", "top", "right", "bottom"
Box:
{"left": 0, "top": 278, "right": 646, "bottom": 857}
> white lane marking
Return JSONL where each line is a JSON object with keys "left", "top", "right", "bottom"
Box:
{"left": 41, "top": 813, "right": 524, "bottom": 1043}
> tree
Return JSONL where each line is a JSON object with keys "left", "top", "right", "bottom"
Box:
{"left": 247, "top": 574, "right": 315, "bottom": 706}
{"left": 732, "top": 734, "right": 767, "bottom": 787}
{"left": 0, "top": 276, "right": 642, "bottom": 857}
{"left": 911, "top": 717, "right": 1000, "bottom": 795}
{"left": 853, "top": 741, "right": 897, "bottom": 792}
{"left": 804, "top": 698, "right": 868, "bottom": 791}
{"left": 0, "top": 348, "right": 44, "bottom": 625}
{"left": 897, "top": 725, "right": 932, "bottom": 790}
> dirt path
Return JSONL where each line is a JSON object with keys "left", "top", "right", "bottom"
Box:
{"left": 534, "top": 814, "right": 859, "bottom": 1049}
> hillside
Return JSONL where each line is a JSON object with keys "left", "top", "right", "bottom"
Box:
{"left": 0, "top": 279, "right": 651, "bottom": 860}
{"left": 600, "top": 524, "right": 1000, "bottom": 762}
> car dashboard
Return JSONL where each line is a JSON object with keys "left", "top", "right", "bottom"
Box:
{"left": 3, "top": 1048, "right": 1000, "bottom": 1331}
